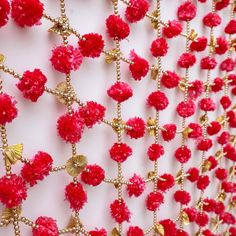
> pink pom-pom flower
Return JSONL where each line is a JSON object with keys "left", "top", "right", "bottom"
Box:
{"left": 126, "top": 117, "right": 145, "bottom": 139}
{"left": 150, "top": 37, "right": 168, "bottom": 57}
{"left": 146, "top": 191, "right": 164, "bottom": 211}
{"left": 157, "top": 173, "right": 175, "bottom": 192}
{"left": 200, "top": 56, "right": 217, "bottom": 70}
{"left": 190, "top": 37, "right": 208, "bottom": 52}
{"left": 177, "top": 1, "right": 196, "bottom": 21}
{"left": 161, "top": 124, "right": 177, "bottom": 141}
{"left": 109, "top": 142, "right": 132, "bottom": 163}
{"left": 110, "top": 199, "right": 131, "bottom": 223}
{"left": 203, "top": 12, "right": 222, "bottom": 27}
{"left": 178, "top": 53, "right": 196, "bottom": 68}
{"left": 127, "top": 174, "right": 145, "bottom": 197}
{"left": 162, "top": 20, "right": 182, "bottom": 38}
{"left": 174, "top": 190, "right": 191, "bottom": 205}
{"left": 0, "top": 0, "right": 10, "bottom": 27}
{"left": 176, "top": 100, "right": 196, "bottom": 118}
{"left": 161, "top": 71, "right": 180, "bottom": 89}
{"left": 147, "top": 143, "right": 164, "bottom": 161}
{"left": 175, "top": 146, "right": 191, "bottom": 163}
{"left": 147, "top": 91, "right": 169, "bottom": 111}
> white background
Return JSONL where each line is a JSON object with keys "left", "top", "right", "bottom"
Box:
{"left": 0, "top": 0, "right": 234, "bottom": 235}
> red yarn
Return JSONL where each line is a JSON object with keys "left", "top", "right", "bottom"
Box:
{"left": 176, "top": 100, "right": 196, "bottom": 118}
{"left": 110, "top": 199, "right": 131, "bottom": 223}
{"left": 127, "top": 174, "right": 145, "bottom": 197}
{"left": 196, "top": 175, "right": 210, "bottom": 190}
{"left": 217, "top": 131, "right": 230, "bottom": 145}
{"left": 214, "top": 201, "right": 225, "bottom": 215}
{"left": 224, "top": 144, "right": 236, "bottom": 161}
{"left": 0, "top": 174, "right": 27, "bottom": 208}
{"left": 183, "top": 207, "right": 197, "bottom": 222}
{"left": 159, "top": 219, "right": 177, "bottom": 236}
{"left": 211, "top": 77, "right": 224, "bottom": 92}
{"left": 222, "top": 181, "right": 236, "bottom": 193}
{"left": 162, "top": 20, "right": 182, "bottom": 38}
{"left": 57, "top": 112, "right": 84, "bottom": 144}
{"left": 207, "top": 156, "right": 218, "bottom": 170}
{"left": 65, "top": 182, "right": 87, "bottom": 211}
{"left": 161, "top": 124, "right": 177, "bottom": 141}
{"left": 220, "top": 58, "right": 235, "bottom": 72}
{"left": 215, "top": 168, "right": 228, "bottom": 181}
{"left": 81, "top": 164, "right": 105, "bottom": 186}
{"left": 229, "top": 227, "right": 236, "bottom": 236}
{"left": 0, "top": 0, "right": 10, "bottom": 27}
{"left": 33, "top": 216, "right": 59, "bottom": 236}
{"left": 89, "top": 228, "right": 107, "bottom": 236}
{"left": 150, "top": 37, "right": 168, "bottom": 57}
{"left": 215, "top": 0, "right": 230, "bottom": 10}
{"left": 125, "top": 0, "right": 149, "bottom": 23}
{"left": 50, "top": 45, "right": 83, "bottom": 74}
{"left": 225, "top": 20, "right": 236, "bottom": 34}
{"left": 203, "top": 198, "right": 217, "bottom": 212}
{"left": 203, "top": 12, "right": 222, "bottom": 27}
{"left": 21, "top": 151, "right": 53, "bottom": 187}
{"left": 109, "top": 142, "right": 132, "bottom": 163}
{"left": 197, "top": 138, "right": 213, "bottom": 151}
{"left": 177, "top": 1, "right": 196, "bottom": 21}
{"left": 207, "top": 121, "right": 221, "bottom": 136}
{"left": 178, "top": 53, "right": 196, "bottom": 68}
{"left": 147, "top": 91, "right": 169, "bottom": 111}
{"left": 190, "top": 36, "right": 208, "bottom": 52}
{"left": 129, "top": 50, "right": 149, "bottom": 80}
{"left": 146, "top": 191, "right": 164, "bottom": 211}
{"left": 17, "top": 69, "right": 47, "bottom": 102}
{"left": 174, "top": 190, "right": 191, "bottom": 205}
{"left": 107, "top": 82, "right": 133, "bottom": 103}
{"left": 176, "top": 230, "right": 189, "bottom": 236}
{"left": 200, "top": 56, "right": 217, "bottom": 70}
{"left": 202, "top": 230, "right": 215, "bottom": 236}
{"left": 106, "top": 15, "right": 130, "bottom": 40}
{"left": 0, "top": 93, "right": 18, "bottom": 125}
{"left": 161, "top": 71, "right": 180, "bottom": 89}
{"left": 199, "top": 98, "right": 216, "bottom": 111}
{"left": 188, "top": 123, "right": 202, "bottom": 139}
{"left": 126, "top": 117, "right": 145, "bottom": 139}
{"left": 215, "top": 37, "right": 229, "bottom": 55}
{"left": 156, "top": 173, "right": 175, "bottom": 192}
{"left": 220, "top": 212, "right": 236, "bottom": 225}
{"left": 78, "top": 33, "right": 104, "bottom": 58}
{"left": 195, "top": 212, "right": 209, "bottom": 227}
{"left": 78, "top": 101, "right": 105, "bottom": 128}
{"left": 175, "top": 146, "right": 191, "bottom": 163}
{"left": 127, "top": 226, "right": 144, "bottom": 236}
{"left": 147, "top": 143, "right": 164, "bottom": 161}
{"left": 229, "top": 74, "right": 236, "bottom": 86}
{"left": 188, "top": 80, "right": 204, "bottom": 100}
{"left": 11, "top": 0, "right": 44, "bottom": 27}
{"left": 187, "top": 167, "right": 199, "bottom": 182}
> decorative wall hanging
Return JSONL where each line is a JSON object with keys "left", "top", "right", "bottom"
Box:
{"left": 0, "top": 0, "right": 235, "bottom": 235}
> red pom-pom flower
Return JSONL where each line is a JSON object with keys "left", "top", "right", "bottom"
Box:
{"left": 177, "top": 1, "right": 196, "bottom": 21}
{"left": 162, "top": 20, "right": 182, "bottom": 38}
{"left": 109, "top": 142, "right": 132, "bottom": 163}
{"left": 147, "top": 91, "right": 169, "bottom": 111}
{"left": 126, "top": 117, "right": 145, "bottom": 139}
{"left": 146, "top": 191, "right": 164, "bottom": 211}
{"left": 127, "top": 174, "right": 145, "bottom": 197}
{"left": 178, "top": 53, "right": 196, "bottom": 68}
{"left": 0, "top": 0, "right": 10, "bottom": 27}
{"left": 110, "top": 199, "right": 131, "bottom": 223}
{"left": 150, "top": 37, "right": 168, "bottom": 57}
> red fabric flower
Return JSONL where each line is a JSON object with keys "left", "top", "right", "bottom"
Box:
{"left": 197, "top": 138, "right": 213, "bottom": 151}
{"left": 109, "top": 142, "right": 132, "bottom": 163}
{"left": 65, "top": 182, "right": 87, "bottom": 211}
{"left": 0, "top": 0, "right": 10, "bottom": 27}
{"left": 17, "top": 69, "right": 47, "bottom": 102}
{"left": 215, "top": 0, "right": 230, "bottom": 10}
{"left": 150, "top": 37, "right": 168, "bottom": 57}
{"left": 220, "top": 58, "right": 235, "bottom": 72}
{"left": 159, "top": 219, "right": 177, "bottom": 236}
{"left": 89, "top": 228, "right": 107, "bottom": 236}
{"left": 21, "top": 151, "right": 53, "bottom": 187}
{"left": 203, "top": 12, "right": 221, "bottom": 27}
{"left": 225, "top": 20, "right": 236, "bottom": 34}
{"left": 127, "top": 226, "right": 144, "bottom": 236}
{"left": 106, "top": 15, "right": 130, "bottom": 40}
{"left": 215, "top": 37, "right": 229, "bottom": 55}
{"left": 195, "top": 212, "right": 209, "bottom": 227}
{"left": 190, "top": 36, "right": 208, "bottom": 52}
{"left": 200, "top": 56, "right": 217, "bottom": 70}
{"left": 78, "top": 101, "right": 105, "bottom": 128}
{"left": 129, "top": 50, "right": 149, "bottom": 80}
{"left": 177, "top": 1, "right": 196, "bottom": 21}
{"left": 0, "top": 174, "right": 27, "bottom": 208}
{"left": 11, "top": 0, "right": 44, "bottom": 27}
{"left": 188, "top": 123, "right": 202, "bottom": 139}
{"left": 78, "top": 33, "right": 104, "bottom": 58}
{"left": 107, "top": 82, "right": 133, "bottom": 103}
{"left": 146, "top": 191, "right": 164, "bottom": 211}
{"left": 211, "top": 77, "right": 224, "bottom": 92}
{"left": 33, "top": 216, "right": 59, "bottom": 236}
{"left": 57, "top": 112, "right": 84, "bottom": 144}
{"left": 174, "top": 190, "right": 191, "bottom": 205}
{"left": 127, "top": 174, "right": 145, "bottom": 197}
{"left": 147, "top": 143, "right": 164, "bottom": 161}
{"left": 188, "top": 80, "right": 204, "bottom": 100}
{"left": 178, "top": 53, "right": 196, "bottom": 68}
{"left": 147, "top": 91, "right": 169, "bottom": 111}
{"left": 161, "top": 124, "right": 177, "bottom": 141}
{"left": 81, "top": 164, "right": 105, "bottom": 186}
{"left": 176, "top": 100, "right": 196, "bottom": 118}
{"left": 162, "top": 20, "right": 182, "bottom": 38}
{"left": 157, "top": 173, "right": 175, "bottom": 192}
{"left": 184, "top": 207, "right": 197, "bottom": 222}
{"left": 50, "top": 45, "right": 83, "bottom": 74}
{"left": 0, "top": 93, "right": 18, "bottom": 125}
{"left": 196, "top": 175, "right": 210, "bottom": 190}
{"left": 126, "top": 117, "right": 145, "bottom": 139}
{"left": 217, "top": 131, "right": 230, "bottom": 145}
{"left": 187, "top": 167, "right": 199, "bottom": 182}
{"left": 199, "top": 98, "right": 216, "bottom": 111}
{"left": 207, "top": 121, "right": 221, "bottom": 136}
{"left": 215, "top": 168, "right": 228, "bottom": 181}
{"left": 110, "top": 199, "right": 131, "bottom": 223}
{"left": 125, "top": 0, "right": 149, "bottom": 23}
{"left": 175, "top": 146, "right": 191, "bottom": 163}
{"left": 161, "top": 71, "right": 180, "bottom": 89}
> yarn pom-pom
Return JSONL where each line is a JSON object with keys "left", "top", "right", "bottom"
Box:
{"left": 127, "top": 226, "right": 144, "bottom": 236}
{"left": 0, "top": 0, "right": 10, "bottom": 27}
{"left": 147, "top": 143, "right": 164, "bottom": 161}
{"left": 178, "top": 52, "right": 196, "bottom": 68}
{"left": 188, "top": 123, "right": 202, "bottom": 139}
{"left": 215, "top": 167, "right": 228, "bottom": 181}
{"left": 161, "top": 71, "right": 180, "bottom": 89}
{"left": 109, "top": 142, "right": 132, "bottom": 163}
{"left": 150, "top": 37, "right": 168, "bottom": 57}
{"left": 161, "top": 124, "right": 177, "bottom": 141}
{"left": 200, "top": 56, "right": 217, "bottom": 70}
{"left": 207, "top": 121, "right": 221, "bottom": 136}
{"left": 50, "top": 45, "right": 83, "bottom": 74}
{"left": 195, "top": 212, "right": 209, "bottom": 227}
{"left": 127, "top": 174, "right": 145, "bottom": 197}
{"left": 215, "top": 0, "right": 230, "bottom": 10}
{"left": 147, "top": 91, "right": 169, "bottom": 111}
{"left": 81, "top": 164, "right": 105, "bottom": 186}
{"left": 203, "top": 12, "right": 222, "bottom": 27}
{"left": 89, "top": 228, "right": 107, "bottom": 236}
{"left": 217, "top": 131, "right": 230, "bottom": 145}
{"left": 199, "top": 98, "right": 216, "bottom": 111}
{"left": 220, "top": 95, "right": 232, "bottom": 110}
{"left": 190, "top": 36, "right": 208, "bottom": 52}
{"left": 110, "top": 199, "right": 131, "bottom": 223}
{"left": 177, "top": 1, "right": 196, "bottom": 21}
{"left": 21, "top": 151, "right": 53, "bottom": 187}
{"left": 174, "top": 190, "right": 191, "bottom": 205}
{"left": 211, "top": 77, "right": 224, "bottom": 92}
{"left": 162, "top": 20, "right": 182, "bottom": 38}
{"left": 197, "top": 138, "right": 213, "bottom": 151}
{"left": 17, "top": 69, "right": 47, "bottom": 102}
{"left": 126, "top": 117, "right": 145, "bottom": 139}
{"left": 78, "top": 33, "right": 104, "bottom": 58}
{"left": 196, "top": 175, "right": 210, "bottom": 190}
{"left": 146, "top": 191, "right": 164, "bottom": 211}
{"left": 176, "top": 230, "right": 189, "bottom": 236}
{"left": 176, "top": 100, "right": 196, "bottom": 118}
{"left": 65, "top": 182, "right": 87, "bottom": 211}
{"left": 11, "top": 0, "right": 44, "bottom": 27}
{"left": 188, "top": 80, "right": 204, "bottom": 100}
{"left": 215, "top": 37, "right": 229, "bottom": 55}
{"left": 57, "top": 112, "right": 84, "bottom": 144}
{"left": 184, "top": 207, "right": 197, "bottom": 222}
{"left": 187, "top": 167, "right": 199, "bottom": 182}
{"left": 175, "top": 145, "right": 191, "bottom": 163}
{"left": 0, "top": 174, "right": 27, "bottom": 208}
{"left": 159, "top": 219, "right": 177, "bottom": 236}
{"left": 225, "top": 20, "right": 236, "bottom": 34}
{"left": 220, "top": 58, "right": 235, "bottom": 72}
{"left": 157, "top": 173, "right": 175, "bottom": 192}
{"left": 33, "top": 216, "right": 59, "bottom": 236}
{"left": 220, "top": 212, "right": 236, "bottom": 225}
